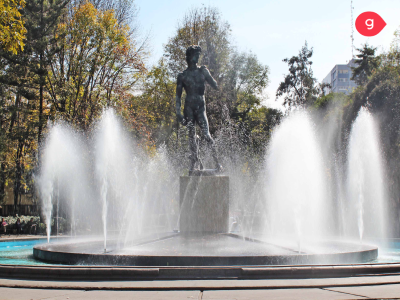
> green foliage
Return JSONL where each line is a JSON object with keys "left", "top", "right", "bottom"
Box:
{"left": 313, "top": 92, "right": 349, "bottom": 110}
{"left": 276, "top": 41, "right": 318, "bottom": 110}
{"left": 244, "top": 107, "right": 283, "bottom": 153}
{"left": 387, "top": 27, "right": 400, "bottom": 66}
{"left": 128, "top": 59, "right": 176, "bottom": 146}
{"left": 38, "top": 222, "right": 46, "bottom": 234}
{"left": 337, "top": 34, "right": 400, "bottom": 234}
{"left": 47, "top": 1, "right": 147, "bottom": 129}
{"left": 226, "top": 51, "right": 269, "bottom": 122}
{"left": 351, "top": 43, "right": 380, "bottom": 85}
{"left": 0, "top": 0, "right": 68, "bottom": 210}
{"left": 310, "top": 36, "right": 400, "bottom": 235}
{"left": 0, "top": 0, "right": 147, "bottom": 215}
{"left": 164, "top": 6, "right": 231, "bottom": 78}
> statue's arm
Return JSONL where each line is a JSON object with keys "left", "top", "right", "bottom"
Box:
{"left": 201, "top": 66, "right": 218, "bottom": 90}
{"left": 175, "top": 73, "right": 186, "bottom": 125}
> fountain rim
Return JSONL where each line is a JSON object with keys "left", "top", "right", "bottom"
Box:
{"left": 31, "top": 233, "right": 379, "bottom": 267}
{"left": 0, "top": 237, "right": 391, "bottom": 280}
{"left": 1, "top": 260, "right": 400, "bottom": 281}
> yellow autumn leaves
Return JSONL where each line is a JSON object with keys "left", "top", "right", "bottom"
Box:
{"left": 0, "top": 0, "right": 27, "bottom": 54}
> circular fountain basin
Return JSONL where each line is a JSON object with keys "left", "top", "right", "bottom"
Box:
{"left": 33, "top": 233, "right": 377, "bottom": 266}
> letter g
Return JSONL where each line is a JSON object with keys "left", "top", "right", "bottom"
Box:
{"left": 366, "top": 19, "right": 374, "bottom": 30}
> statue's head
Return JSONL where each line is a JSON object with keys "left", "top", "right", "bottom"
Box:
{"left": 186, "top": 45, "right": 201, "bottom": 65}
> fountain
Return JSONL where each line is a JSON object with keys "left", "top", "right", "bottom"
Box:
{"left": 32, "top": 46, "right": 382, "bottom": 271}
{"left": 38, "top": 123, "right": 94, "bottom": 242}
{"left": 346, "top": 107, "right": 387, "bottom": 241}
{"left": 263, "top": 111, "right": 327, "bottom": 245}
{"left": 33, "top": 108, "right": 379, "bottom": 267}
{"left": 94, "top": 110, "right": 136, "bottom": 252}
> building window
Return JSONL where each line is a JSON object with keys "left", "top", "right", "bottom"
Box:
{"left": 339, "top": 70, "right": 349, "bottom": 74}
{"left": 339, "top": 78, "right": 347, "bottom": 82}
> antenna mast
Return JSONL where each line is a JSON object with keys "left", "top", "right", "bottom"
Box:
{"left": 351, "top": 0, "right": 354, "bottom": 59}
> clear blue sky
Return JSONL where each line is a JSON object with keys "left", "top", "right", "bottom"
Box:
{"left": 134, "top": 0, "right": 400, "bottom": 109}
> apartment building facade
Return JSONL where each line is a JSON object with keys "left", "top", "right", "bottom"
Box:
{"left": 322, "top": 59, "right": 358, "bottom": 95}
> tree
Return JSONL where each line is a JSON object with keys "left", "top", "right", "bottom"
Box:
{"left": 23, "top": 0, "right": 69, "bottom": 144}
{"left": 384, "top": 28, "right": 400, "bottom": 67}
{"left": 244, "top": 106, "right": 282, "bottom": 154}
{"left": 351, "top": 43, "right": 380, "bottom": 85}
{"left": 164, "top": 6, "right": 270, "bottom": 136}
{"left": 316, "top": 82, "right": 331, "bottom": 97}
{"left": 0, "top": 0, "right": 27, "bottom": 54}
{"left": 0, "top": 0, "right": 148, "bottom": 213}
{"left": 46, "top": 1, "right": 147, "bottom": 129}
{"left": 276, "top": 41, "right": 318, "bottom": 110}
{"left": 313, "top": 92, "right": 347, "bottom": 111}
{"left": 0, "top": 0, "right": 69, "bottom": 212}
{"left": 0, "top": 71, "right": 38, "bottom": 212}
{"left": 71, "top": 0, "right": 138, "bottom": 27}
{"left": 164, "top": 6, "right": 230, "bottom": 78}
{"left": 127, "top": 59, "right": 176, "bottom": 146}
{"left": 344, "top": 58, "right": 400, "bottom": 234}
{"left": 225, "top": 51, "right": 269, "bottom": 122}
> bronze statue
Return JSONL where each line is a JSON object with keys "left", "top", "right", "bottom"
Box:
{"left": 175, "top": 45, "right": 222, "bottom": 174}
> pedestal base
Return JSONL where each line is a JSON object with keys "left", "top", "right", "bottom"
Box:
{"left": 179, "top": 175, "right": 229, "bottom": 233}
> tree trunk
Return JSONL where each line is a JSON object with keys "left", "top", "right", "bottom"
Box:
{"left": 38, "top": 0, "right": 44, "bottom": 147}
{"left": 38, "top": 53, "right": 44, "bottom": 147}
{"left": 13, "top": 141, "right": 24, "bottom": 214}
{"left": 0, "top": 160, "right": 5, "bottom": 205}
{"left": 0, "top": 114, "right": 5, "bottom": 204}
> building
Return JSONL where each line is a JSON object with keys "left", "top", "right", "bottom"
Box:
{"left": 322, "top": 59, "right": 358, "bottom": 95}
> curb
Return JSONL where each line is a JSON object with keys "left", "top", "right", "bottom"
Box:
{"left": 1, "top": 263, "right": 400, "bottom": 281}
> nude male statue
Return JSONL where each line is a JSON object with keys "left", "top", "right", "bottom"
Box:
{"left": 175, "top": 45, "right": 222, "bottom": 173}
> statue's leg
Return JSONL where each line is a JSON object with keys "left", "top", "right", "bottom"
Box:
{"left": 184, "top": 106, "right": 198, "bottom": 171}
{"left": 196, "top": 107, "right": 222, "bottom": 171}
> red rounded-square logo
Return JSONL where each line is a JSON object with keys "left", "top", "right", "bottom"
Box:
{"left": 355, "top": 12, "right": 386, "bottom": 37}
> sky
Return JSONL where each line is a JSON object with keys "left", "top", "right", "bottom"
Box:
{"left": 134, "top": 0, "right": 400, "bottom": 110}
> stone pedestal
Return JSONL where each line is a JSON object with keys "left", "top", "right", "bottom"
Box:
{"left": 179, "top": 175, "right": 229, "bottom": 233}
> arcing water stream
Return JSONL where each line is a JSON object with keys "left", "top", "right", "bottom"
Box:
{"left": 38, "top": 107, "right": 388, "bottom": 253}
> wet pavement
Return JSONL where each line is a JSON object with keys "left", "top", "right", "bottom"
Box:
{"left": 1, "top": 281, "right": 400, "bottom": 299}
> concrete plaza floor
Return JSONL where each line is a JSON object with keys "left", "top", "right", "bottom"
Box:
{"left": 1, "top": 277, "right": 400, "bottom": 299}
{"left": 1, "top": 284, "right": 400, "bottom": 299}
